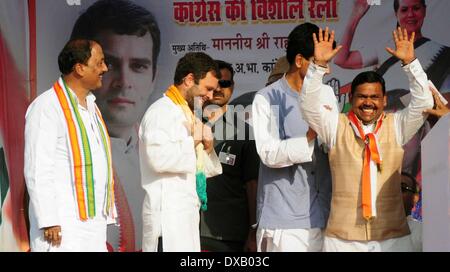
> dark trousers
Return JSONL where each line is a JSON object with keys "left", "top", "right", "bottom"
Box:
{"left": 200, "top": 236, "right": 245, "bottom": 252}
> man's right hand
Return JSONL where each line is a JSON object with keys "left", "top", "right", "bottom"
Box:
{"left": 43, "top": 225, "right": 62, "bottom": 247}
{"left": 313, "top": 27, "right": 342, "bottom": 67}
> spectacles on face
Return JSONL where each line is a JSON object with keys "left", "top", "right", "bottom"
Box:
{"left": 218, "top": 79, "right": 233, "bottom": 88}
{"left": 401, "top": 182, "right": 416, "bottom": 194}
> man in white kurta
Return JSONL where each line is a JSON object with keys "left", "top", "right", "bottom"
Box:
{"left": 139, "top": 96, "right": 200, "bottom": 252}
{"left": 25, "top": 85, "right": 108, "bottom": 251}
{"left": 139, "top": 52, "right": 221, "bottom": 252}
{"left": 24, "top": 40, "right": 114, "bottom": 252}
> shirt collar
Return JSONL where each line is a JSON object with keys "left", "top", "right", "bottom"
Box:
{"left": 59, "top": 77, "right": 97, "bottom": 108}
{"left": 279, "top": 74, "right": 299, "bottom": 99}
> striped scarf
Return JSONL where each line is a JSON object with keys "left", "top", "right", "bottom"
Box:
{"left": 53, "top": 78, "right": 115, "bottom": 221}
{"left": 348, "top": 111, "right": 384, "bottom": 221}
{"left": 165, "top": 85, "right": 208, "bottom": 211}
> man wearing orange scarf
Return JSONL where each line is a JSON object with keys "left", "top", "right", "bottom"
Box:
{"left": 25, "top": 40, "right": 115, "bottom": 252}
{"left": 299, "top": 27, "right": 433, "bottom": 251}
{"left": 139, "top": 52, "right": 221, "bottom": 252}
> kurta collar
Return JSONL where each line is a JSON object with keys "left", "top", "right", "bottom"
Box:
{"left": 279, "top": 74, "right": 299, "bottom": 99}
{"left": 58, "top": 77, "right": 97, "bottom": 111}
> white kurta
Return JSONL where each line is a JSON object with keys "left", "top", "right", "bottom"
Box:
{"left": 139, "top": 95, "right": 200, "bottom": 252}
{"left": 24, "top": 80, "right": 110, "bottom": 252}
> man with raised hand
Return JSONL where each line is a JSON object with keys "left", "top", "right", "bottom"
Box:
{"left": 299, "top": 27, "right": 433, "bottom": 251}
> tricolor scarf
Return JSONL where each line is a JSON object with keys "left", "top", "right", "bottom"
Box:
{"left": 348, "top": 111, "right": 385, "bottom": 221}
{"left": 53, "top": 78, "right": 115, "bottom": 221}
{"left": 165, "top": 85, "right": 208, "bottom": 211}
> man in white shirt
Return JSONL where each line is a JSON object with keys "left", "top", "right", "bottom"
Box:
{"left": 299, "top": 27, "right": 433, "bottom": 251}
{"left": 252, "top": 23, "right": 338, "bottom": 252}
{"left": 24, "top": 39, "right": 115, "bottom": 251}
{"left": 139, "top": 52, "right": 221, "bottom": 252}
{"left": 70, "top": 0, "right": 161, "bottom": 251}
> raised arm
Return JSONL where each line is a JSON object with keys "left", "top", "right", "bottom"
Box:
{"left": 388, "top": 27, "right": 433, "bottom": 145}
{"left": 334, "top": 0, "right": 377, "bottom": 69}
{"left": 299, "top": 27, "right": 341, "bottom": 148}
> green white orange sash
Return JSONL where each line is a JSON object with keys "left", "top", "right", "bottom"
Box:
{"left": 348, "top": 111, "right": 384, "bottom": 221}
{"left": 53, "top": 78, "right": 115, "bottom": 221}
{"left": 165, "top": 85, "right": 208, "bottom": 211}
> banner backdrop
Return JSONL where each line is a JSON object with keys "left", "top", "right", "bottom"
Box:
{"left": 36, "top": 0, "right": 450, "bottom": 104}
{"left": 0, "top": 0, "right": 448, "bottom": 251}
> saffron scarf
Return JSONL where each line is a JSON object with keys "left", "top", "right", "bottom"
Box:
{"left": 53, "top": 78, "right": 115, "bottom": 221}
{"left": 165, "top": 85, "right": 208, "bottom": 211}
{"left": 348, "top": 111, "right": 384, "bottom": 221}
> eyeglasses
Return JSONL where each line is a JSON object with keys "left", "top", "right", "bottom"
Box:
{"left": 401, "top": 182, "right": 416, "bottom": 194}
{"left": 218, "top": 79, "right": 233, "bottom": 88}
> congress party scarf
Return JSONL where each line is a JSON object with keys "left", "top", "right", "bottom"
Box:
{"left": 348, "top": 111, "right": 384, "bottom": 221}
{"left": 53, "top": 78, "right": 115, "bottom": 220}
{"left": 165, "top": 85, "right": 208, "bottom": 211}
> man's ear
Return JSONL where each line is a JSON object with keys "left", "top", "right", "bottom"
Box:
{"left": 73, "top": 63, "right": 84, "bottom": 77}
{"left": 184, "top": 73, "right": 195, "bottom": 87}
{"left": 295, "top": 54, "right": 303, "bottom": 69}
{"left": 383, "top": 95, "right": 387, "bottom": 107}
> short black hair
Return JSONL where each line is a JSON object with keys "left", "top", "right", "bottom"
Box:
{"left": 70, "top": 0, "right": 160, "bottom": 79}
{"left": 174, "top": 52, "right": 219, "bottom": 85}
{"left": 351, "top": 71, "right": 386, "bottom": 96}
{"left": 286, "top": 22, "right": 336, "bottom": 65}
{"left": 58, "top": 39, "right": 95, "bottom": 75}
{"left": 215, "top": 60, "right": 234, "bottom": 81}
{"left": 394, "top": 0, "right": 426, "bottom": 13}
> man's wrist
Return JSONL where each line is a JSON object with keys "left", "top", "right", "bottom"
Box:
{"left": 401, "top": 57, "right": 417, "bottom": 67}
{"left": 313, "top": 59, "right": 328, "bottom": 69}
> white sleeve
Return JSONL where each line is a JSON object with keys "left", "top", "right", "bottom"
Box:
{"left": 24, "top": 98, "right": 61, "bottom": 229}
{"left": 252, "top": 93, "right": 314, "bottom": 168}
{"left": 299, "top": 63, "right": 339, "bottom": 149}
{"left": 394, "top": 59, "right": 434, "bottom": 145}
{"left": 139, "top": 106, "right": 196, "bottom": 174}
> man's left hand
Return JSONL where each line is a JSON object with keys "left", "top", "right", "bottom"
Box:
{"left": 385, "top": 27, "right": 416, "bottom": 65}
{"left": 424, "top": 91, "right": 450, "bottom": 118}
